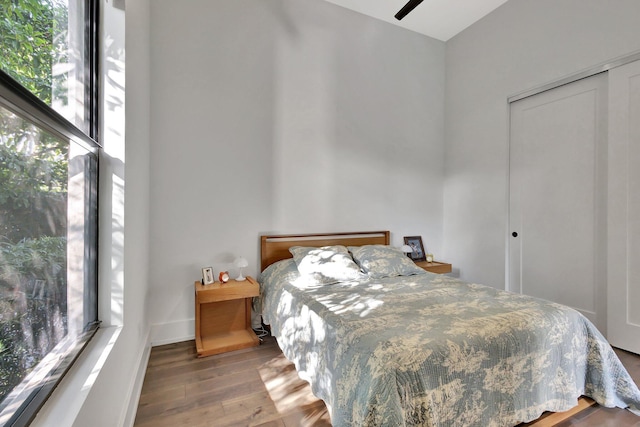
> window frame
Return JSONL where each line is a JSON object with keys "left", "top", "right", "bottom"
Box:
{"left": 0, "top": 0, "right": 101, "bottom": 425}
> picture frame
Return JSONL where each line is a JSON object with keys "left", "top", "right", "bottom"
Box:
{"left": 202, "top": 267, "right": 215, "bottom": 285}
{"left": 403, "top": 236, "right": 426, "bottom": 262}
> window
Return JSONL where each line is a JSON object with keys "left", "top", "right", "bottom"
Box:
{"left": 0, "top": 0, "right": 99, "bottom": 425}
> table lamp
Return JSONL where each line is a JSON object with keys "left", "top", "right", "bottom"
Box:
{"left": 234, "top": 256, "right": 249, "bottom": 281}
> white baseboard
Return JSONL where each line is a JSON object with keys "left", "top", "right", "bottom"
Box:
{"left": 150, "top": 319, "right": 195, "bottom": 347}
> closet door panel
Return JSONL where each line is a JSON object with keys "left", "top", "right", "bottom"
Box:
{"left": 509, "top": 73, "right": 607, "bottom": 331}
{"left": 608, "top": 60, "right": 640, "bottom": 353}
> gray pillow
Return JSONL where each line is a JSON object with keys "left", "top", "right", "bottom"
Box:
{"left": 289, "top": 245, "right": 365, "bottom": 285}
{"left": 348, "top": 245, "right": 427, "bottom": 279}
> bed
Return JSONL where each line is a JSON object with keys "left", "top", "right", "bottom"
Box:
{"left": 256, "top": 231, "right": 640, "bottom": 426}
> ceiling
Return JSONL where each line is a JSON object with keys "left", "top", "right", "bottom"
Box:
{"left": 322, "top": 0, "right": 510, "bottom": 41}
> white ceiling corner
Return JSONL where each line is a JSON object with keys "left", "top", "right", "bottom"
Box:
{"left": 322, "top": 0, "right": 510, "bottom": 41}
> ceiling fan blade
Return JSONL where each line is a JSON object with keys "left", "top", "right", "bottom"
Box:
{"left": 395, "top": 0, "right": 424, "bottom": 20}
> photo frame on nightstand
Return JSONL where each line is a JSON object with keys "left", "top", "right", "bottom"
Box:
{"left": 202, "top": 267, "right": 214, "bottom": 285}
{"left": 403, "top": 236, "right": 426, "bottom": 262}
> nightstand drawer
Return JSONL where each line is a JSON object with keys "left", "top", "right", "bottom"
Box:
{"left": 415, "top": 261, "right": 452, "bottom": 274}
{"left": 196, "top": 279, "right": 259, "bottom": 303}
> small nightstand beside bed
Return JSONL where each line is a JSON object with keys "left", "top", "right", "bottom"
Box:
{"left": 255, "top": 231, "right": 640, "bottom": 427}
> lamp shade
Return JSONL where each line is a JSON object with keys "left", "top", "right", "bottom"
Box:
{"left": 401, "top": 245, "right": 413, "bottom": 254}
{"left": 234, "top": 257, "right": 249, "bottom": 268}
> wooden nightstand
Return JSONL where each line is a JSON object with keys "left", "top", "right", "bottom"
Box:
{"left": 194, "top": 276, "right": 260, "bottom": 357}
{"left": 415, "top": 261, "right": 452, "bottom": 274}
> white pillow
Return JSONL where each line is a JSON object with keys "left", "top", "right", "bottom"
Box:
{"left": 289, "top": 245, "right": 364, "bottom": 285}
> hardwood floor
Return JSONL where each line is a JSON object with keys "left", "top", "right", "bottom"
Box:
{"left": 134, "top": 337, "right": 640, "bottom": 427}
{"left": 134, "top": 336, "right": 330, "bottom": 427}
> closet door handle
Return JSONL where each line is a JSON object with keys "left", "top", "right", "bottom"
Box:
{"left": 512, "top": 232, "right": 518, "bottom": 237}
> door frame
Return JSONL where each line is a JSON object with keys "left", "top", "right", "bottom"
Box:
{"left": 508, "top": 50, "right": 640, "bottom": 104}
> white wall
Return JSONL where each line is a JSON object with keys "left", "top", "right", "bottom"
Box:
{"left": 148, "top": 0, "right": 445, "bottom": 343}
{"left": 31, "top": 0, "right": 152, "bottom": 425}
{"left": 443, "top": 0, "right": 640, "bottom": 288}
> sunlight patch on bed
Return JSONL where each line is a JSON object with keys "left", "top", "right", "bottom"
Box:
{"left": 288, "top": 306, "right": 324, "bottom": 342}
{"left": 315, "top": 293, "right": 384, "bottom": 318}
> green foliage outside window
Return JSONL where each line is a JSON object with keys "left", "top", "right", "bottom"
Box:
{"left": 0, "top": 0, "right": 68, "bottom": 105}
{"left": 0, "top": 0, "right": 70, "bottom": 403}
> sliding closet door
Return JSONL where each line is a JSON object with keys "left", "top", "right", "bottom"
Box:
{"left": 509, "top": 73, "right": 608, "bottom": 332}
{"left": 608, "top": 60, "right": 640, "bottom": 354}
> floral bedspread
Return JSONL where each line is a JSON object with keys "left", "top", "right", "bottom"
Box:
{"left": 258, "top": 259, "right": 640, "bottom": 427}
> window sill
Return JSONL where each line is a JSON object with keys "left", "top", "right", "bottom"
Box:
{"left": 29, "top": 326, "right": 123, "bottom": 427}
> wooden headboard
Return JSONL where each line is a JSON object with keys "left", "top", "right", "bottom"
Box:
{"left": 260, "top": 231, "right": 390, "bottom": 272}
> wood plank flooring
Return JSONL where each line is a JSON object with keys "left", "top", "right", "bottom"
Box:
{"left": 134, "top": 337, "right": 640, "bottom": 427}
